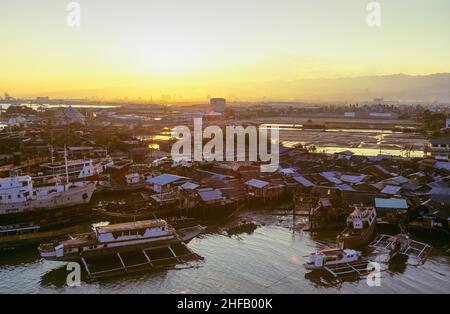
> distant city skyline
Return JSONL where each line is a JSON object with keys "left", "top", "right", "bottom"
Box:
{"left": 1, "top": 0, "right": 450, "bottom": 101}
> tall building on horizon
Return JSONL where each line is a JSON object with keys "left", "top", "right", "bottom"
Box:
{"left": 210, "top": 98, "right": 226, "bottom": 112}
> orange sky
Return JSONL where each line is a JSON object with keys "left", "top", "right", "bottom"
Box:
{"left": 1, "top": 0, "right": 449, "bottom": 101}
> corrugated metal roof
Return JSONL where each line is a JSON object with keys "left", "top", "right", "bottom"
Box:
{"left": 245, "top": 179, "right": 270, "bottom": 189}
{"left": 375, "top": 198, "right": 408, "bottom": 209}
{"left": 180, "top": 182, "right": 199, "bottom": 190}
{"left": 381, "top": 185, "right": 402, "bottom": 195}
{"left": 430, "top": 187, "right": 450, "bottom": 195}
{"left": 434, "top": 162, "right": 450, "bottom": 171}
{"left": 293, "top": 176, "right": 315, "bottom": 187}
{"left": 197, "top": 188, "right": 223, "bottom": 202}
{"left": 427, "top": 181, "right": 449, "bottom": 189}
{"left": 279, "top": 168, "right": 297, "bottom": 175}
{"left": 430, "top": 187, "right": 450, "bottom": 205}
{"left": 337, "top": 184, "right": 356, "bottom": 191}
{"left": 147, "top": 174, "right": 189, "bottom": 186}
{"left": 340, "top": 174, "right": 367, "bottom": 184}
{"left": 382, "top": 176, "right": 409, "bottom": 186}
{"left": 320, "top": 172, "right": 342, "bottom": 184}
{"left": 391, "top": 176, "right": 410, "bottom": 185}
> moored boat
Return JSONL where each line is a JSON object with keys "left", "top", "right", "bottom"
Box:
{"left": 0, "top": 224, "right": 87, "bottom": 251}
{"left": 38, "top": 219, "right": 205, "bottom": 278}
{"left": 0, "top": 176, "right": 96, "bottom": 218}
{"left": 38, "top": 219, "right": 204, "bottom": 261}
{"left": 304, "top": 247, "right": 363, "bottom": 270}
{"left": 1, "top": 148, "right": 97, "bottom": 224}
{"left": 337, "top": 206, "right": 376, "bottom": 249}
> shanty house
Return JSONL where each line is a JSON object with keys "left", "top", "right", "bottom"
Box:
{"left": 146, "top": 174, "right": 191, "bottom": 193}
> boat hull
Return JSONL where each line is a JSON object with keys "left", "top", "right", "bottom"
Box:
{"left": 41, "top": 236, "right": 183, "bottom": 262}
{"left": 304, "top": 257, "right": 363, "bottom": 271}
{"left": 41, "top": 225, "right": 206, "bottom": 261}
{"left": 0, "top": 225, "right": 87, "bottom": 251}
{"left": 0, "top": 183, "right": 96, "bottom": 221}
{"left": 337, "top": 220, "right": 376, "bottom": 249}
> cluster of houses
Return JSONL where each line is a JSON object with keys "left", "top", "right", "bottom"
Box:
{"left": 142, "top": 147, "right": 449, "bottom": 230}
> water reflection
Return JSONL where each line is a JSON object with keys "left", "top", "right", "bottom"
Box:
{"left": 283, "top": 141, "right": 425, "bottom": 158}
{"left": 1, "top": 209, "right": 449, "bottom": 293}
{"left": 39, "top": 259, "right": 204, "bottom": 290}
{"left": 0, "top": 249, "right": 41, "bottom": 267}
{"left": 387, "top": 255, "right": 409, "bottom": 274}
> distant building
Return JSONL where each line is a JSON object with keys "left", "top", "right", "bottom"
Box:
{"left": 344, "top": 112, "right": 356, "bottom": 118}
{"left": 146, "top": 174, "right": 191, "bottom": 193}
{"left": 429, "top": 138, "right": 450, "bottom": 161}
{"left": 343, "top": 111, "right": 398, "bottom": 119}
{"left": 55, "top": 106, "right": 85, "bottom": 125}
{"left": 36, "top": 96, "right": 50, "bottom": 103}
{"left": 3, "top": 93, "right": 14, "bottom": 101}
{"left": 375, "top": 198, "right": 408, "bottom": 214}
{"left": 210, "top": 98, "right": 226, "bottom": 112}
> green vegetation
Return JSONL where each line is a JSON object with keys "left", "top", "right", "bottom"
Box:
{"left": 420, "top": 110, "right": 446, "bottom": 138}
{"left": 5, "top": 105, "right": 37, "bottom": 116}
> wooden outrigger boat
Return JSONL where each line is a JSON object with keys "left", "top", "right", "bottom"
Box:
{"left": 39, "top": 219, "right": 206, "bottom": 279}
{"left": 0, "top": 224, "right": 88, "bottom": 251}
{"left": 304, "top": 247, "right": 372, "bottom": 278}
{"left": 92, "top": 207, "right": 154, "bottom": 223}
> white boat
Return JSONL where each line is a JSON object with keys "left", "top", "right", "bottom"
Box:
{"left": 34, "top": 157, "right": 113, "bottom": 182}
{"left": 1, "top": 147, "right": 96, "bottom": 218}
{"left": 38, "top": 159, "right": 96, "bottom": 180}
{"left": 304, "top": 247, "right": 362, "bottom": 270}
{"left": 0, "top": 176, "right": 96, "bottom": 216}
{"left": 337, "top": 206, "right": 377, "bottom": 248}
{"left": 39, "top": 219, "right": 205, "bottom": 262}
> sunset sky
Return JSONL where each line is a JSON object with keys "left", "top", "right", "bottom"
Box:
{"left": 1, "top": 0, "right": 449, "bottom": 100}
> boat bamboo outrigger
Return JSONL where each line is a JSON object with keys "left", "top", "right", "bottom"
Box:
{"left": 369, "top": 231, "right": 432, "bottom": 265}
{"left": 304, "top": 247, "right": 372, "bottom": 278}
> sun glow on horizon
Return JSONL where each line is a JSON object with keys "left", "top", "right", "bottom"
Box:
{"left": 1, "top": 0, "right": 449, "bottom": 100}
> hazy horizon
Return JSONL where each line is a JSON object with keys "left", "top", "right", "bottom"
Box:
{"left": 1, "top": 0, "right": 450, "bottom": 102}
{"left": 7, "top": 73, "right": 450, "bottom": 103}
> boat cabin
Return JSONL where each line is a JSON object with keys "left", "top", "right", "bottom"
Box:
{"left": 0, "top": 176, "right": 33, "bottom": 204}
{"left": 40, "top": 220, "right": 176, "bottom": 259}
{"left": 308, "top": 248, "right": 361, "bottom": 268}
{"left": 94, "top": 220, "right": 173, "bottom": 243}
{"left": 347, "top": 207, "right": 376, "bottom": 230}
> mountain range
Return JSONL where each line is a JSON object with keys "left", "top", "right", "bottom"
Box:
{"left": 18, "top": 73, "right": 450, "bottom": 103}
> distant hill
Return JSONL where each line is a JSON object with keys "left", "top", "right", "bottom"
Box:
{"left": 18, "top": 73, "right": 450, "bottom": 103}
{"left": 253, "top": 73, "right": 450, "bottom": 102}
